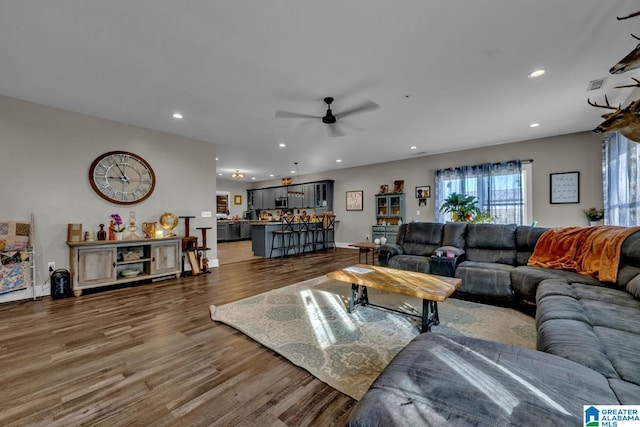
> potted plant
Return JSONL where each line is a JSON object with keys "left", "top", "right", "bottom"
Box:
{"left": 472, "top": 209, "right": 497, "bottom": 223}
{"left": 110, "top": 213, "right": 126, "bottom": 240}
{"left": 439, "top": 192, "right": 481, "bottom": 222}
{"left": 584, "top": 207, "right": 604, "bottom": 225}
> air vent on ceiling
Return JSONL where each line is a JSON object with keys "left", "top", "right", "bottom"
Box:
{"left": 587, "top": 78, "right": 607, "bottom": 91}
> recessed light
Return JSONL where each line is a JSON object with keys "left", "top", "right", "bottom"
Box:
{"left": 529, "top": 123, "right": 540, "bottom": 128}
{"left": 269, "top": 174, "right": 275, "bottom": 177}
{"left": 336, "top": 159, "right": 342, "bottom": 163}
{"left": 278, "top": 143, "right": 286, "bottom": 148}
{"left": 217, "top": 172, "right": 223, "bottom": 176}
{"left": 410, "top": 145, "right": 417, "bottom": 150}
{"left": 172, "top": 112, "right": 183, "bottom": 119}
{"left": 215, "top": 157, "right": 218, "bottom": 161}
{"left": 291, "top": 170, "right": 296, "bottom": 174}
{"left": 251, "top": 177, "right": 256, "bottom": 180}
{"left": 528, "top": 69, "right": 545, "bottom": 78}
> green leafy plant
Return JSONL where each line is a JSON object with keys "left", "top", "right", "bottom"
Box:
{"left": 472, "top": 209, "right": 497, "bottom": 223}
{"left": 439, "top": 192, "right": 481, "bottom": 222}
{"left": 584, "top": 207, "right": 604, "bottom": 221}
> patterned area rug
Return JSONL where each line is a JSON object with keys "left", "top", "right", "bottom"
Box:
{"left": 209, "top": 276, "right": 535, "bottom": 400}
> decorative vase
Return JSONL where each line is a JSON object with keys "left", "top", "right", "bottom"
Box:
{"left": 97, "top": 224, "right": 107, "bottom": 241}
{"left": 380, "top": 236, "right": 387, "bottom": 245}
{"left": 115, "top": 232, "right": 124, "bottom": 241}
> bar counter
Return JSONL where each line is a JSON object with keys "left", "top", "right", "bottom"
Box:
{"left": 250, "top": 220, "right": 338, "bottom": 257}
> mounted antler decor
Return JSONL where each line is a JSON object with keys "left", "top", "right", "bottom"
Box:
{"left": 588, "top": 78, "right": 640, "bottom": 142}
{"left": 610, "top": 34, "right": 640, "bottom": 74}
{"left": 589, "top": 11, "right": 640, "bottom": 142}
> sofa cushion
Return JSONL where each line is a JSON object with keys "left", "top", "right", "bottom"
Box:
{"left": 536, "top": 280, "right": 640, "bottom": 390}
{"left": 400, "top": 222, "right": 443, "bottom": 256}
{"left": 465, "top": 223, "right": 517, "bottom": 265}
{"left": 467, "top": 223, "right": 517, "bottom": 249}
{"left": 511, "top": 265, "right": 602, "bottom": 303}
{"left": 616, "top": 264, "right": 640, "bottom": 287}
{"left": 516, "top": 225, "right": 548, "bottom": 265}
{"left": 621, "top": 230, "right": 640, "bottom": 265}
{"left": 388, "top": 255, "right": 430, "bottom": 274}
{"left": 628, "top": 274, "right": 640, "bottom": 300}
{"left": 348, "top": 334, "right": 620, "bottom": 427}
{"left": 455, "top": 261, "right": 514, "bottom": 299}
{"left": 536, "top": 318, "right": 620, "bottom": 379}
{"left": 442, "top": 222, "right": 467, "bottom": 248}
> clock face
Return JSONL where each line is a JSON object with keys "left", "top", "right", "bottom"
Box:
{"left": 89, "top": 151, "right": 156, "bottom": 205}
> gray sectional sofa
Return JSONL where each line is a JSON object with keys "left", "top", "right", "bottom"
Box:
{"left": 349, "top": 221, "right": 640, "bottom": 426}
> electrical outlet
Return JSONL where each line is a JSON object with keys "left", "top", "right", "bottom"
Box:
{"left": 47, "top": 262, "right": 56, "bottom": 272}
{"left": 417, "top": 210, "right": 421, "bottom": 216}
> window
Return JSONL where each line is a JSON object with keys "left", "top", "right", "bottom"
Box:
{"left": 435, "top": 160, "right": 530, "bottom": 224}
{"left": 603, "top": 132, "right": 640, "bottom": 226}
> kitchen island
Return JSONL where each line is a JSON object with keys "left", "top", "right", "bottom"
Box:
{"left": 250, "top": 220, "right": 338, "bottom": 257}
{"left": 217, "top": 220, "right": 252, "bottom": 242}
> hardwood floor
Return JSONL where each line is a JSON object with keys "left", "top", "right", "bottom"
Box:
{"left": 0, "top": 247, "right": 361, "bottom": 426}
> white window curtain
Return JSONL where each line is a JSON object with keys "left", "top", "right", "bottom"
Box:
{"left": 603, "top": 132, "right": 640, "bottom": 226}
{"left": 434, "top": 160, "right": 523, "bottom": 224}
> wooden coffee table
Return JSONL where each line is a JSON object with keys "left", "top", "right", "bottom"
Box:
{"left": 326, "top": 264, "right": 462, "bottom": 332}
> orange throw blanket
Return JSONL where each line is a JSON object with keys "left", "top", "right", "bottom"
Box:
{"left": 527, "top": 225, "right": 640, "bottom": 283}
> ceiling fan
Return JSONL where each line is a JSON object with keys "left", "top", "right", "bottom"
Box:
{"left": 275, "top": 97, "right": 380, "bottom": 137}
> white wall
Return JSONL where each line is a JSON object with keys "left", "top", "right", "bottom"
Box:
{"left": 255, "top": 131, "right": 604, "bottom": 245}
{"left": 0, "top": 96, "right": 217, "bottom": 302}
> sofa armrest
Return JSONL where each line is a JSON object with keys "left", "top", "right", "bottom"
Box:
{"left": 378, "top": 244, "right": 403, "bottom": 266}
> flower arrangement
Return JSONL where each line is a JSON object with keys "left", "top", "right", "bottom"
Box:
{"left": 110, "top": 213, "right": 125, "bottom": 232}
{"left": 584, "top": 207, "right": 604, "bottom": 221}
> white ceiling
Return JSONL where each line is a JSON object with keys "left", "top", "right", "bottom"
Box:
{"left": 1, "top": 1, "right": 639, "bottom": 182}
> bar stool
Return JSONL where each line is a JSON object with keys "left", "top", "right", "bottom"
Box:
{"left": 323, "top": 214, "right": 337, "bottom": 250}
{"left": 298, "top": 215, "right": 314, "bottom": 254}
{"left": 270, "top": 215, "right": 297, "bottom": 258}
{"left": 314, "top": 214, "right": 326, "bottom": 250}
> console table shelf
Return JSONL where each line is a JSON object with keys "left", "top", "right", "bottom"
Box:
{"left": 67, "top": 236, "right": 182, "bottom": 296}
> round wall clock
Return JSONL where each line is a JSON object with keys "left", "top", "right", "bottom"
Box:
{"left": 89, "top": 151, "right": 156, "bottom": 205}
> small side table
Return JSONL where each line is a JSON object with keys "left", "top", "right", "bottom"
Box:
{"left": 349, "top": 242, "right": 381, "bottom": 265}
{"left": 429, "top": 256, "right": 459, "bottom": 277}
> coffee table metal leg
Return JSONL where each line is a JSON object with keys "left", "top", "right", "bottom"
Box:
{"left": 361, "top": 286, "right": 369, "bottom": 305}
{"left": 421, "top": 300, "right": 439, "bottom": 333}
{"left": 349, "top": 283, "right": 359, "bottom": 313}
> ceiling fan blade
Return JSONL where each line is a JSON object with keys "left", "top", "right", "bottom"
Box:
{"left": 327, "top": 123, "right": 346, "bottom": 138}
{"left": 275, "top": 110, "right": 321, "bottom": 119}
{"left": 335, "top": 100, "right": 380, "bottom": 119}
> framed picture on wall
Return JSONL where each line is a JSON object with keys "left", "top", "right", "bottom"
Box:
{"left": 346, "top": 190, "right": 364, "bottom": 211}
{"left": 415, "top": 186, "right": 431, "bottom": 199}
{"left": 550, "top": 171, "right": 580, "bottom": 204}
{"left": 234, "top": 195, "right": 242, "bottom": 205}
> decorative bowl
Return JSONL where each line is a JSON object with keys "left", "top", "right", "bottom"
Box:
{"left": 120, "top": 268, "right": 141, "bottom": 278}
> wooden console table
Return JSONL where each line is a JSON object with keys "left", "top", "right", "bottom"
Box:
{"left": 67, "top": 236, "right": 182, "bottom": 296}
